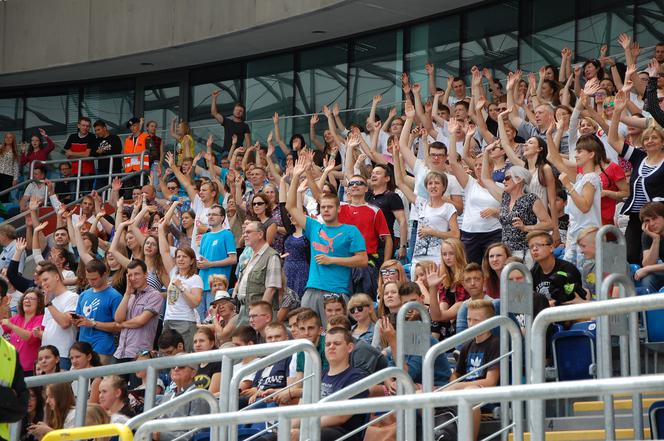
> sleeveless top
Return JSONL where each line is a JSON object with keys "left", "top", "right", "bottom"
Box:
{"left": 529, "top": 168, "right": 547, "bottom": 208}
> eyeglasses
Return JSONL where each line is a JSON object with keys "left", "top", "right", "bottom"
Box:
{"left": 380, "top": 268, "right": 398, "bottom": 277}
{"left": 23, "top": 297, "right": 38, "bottom": 302}
{"left": 252, "top": 201, "right": 266, "bottom": 206}
{"left": 603, "top": 102, "right": 615, "bottom": 109}
{"left": 249, "top": 313, "right": 269, "bottom": 320}
{"left": 167, "top": 186, "right": 178, "bottom": 191}
{"left": 347, "top": 180, "right": 366, "bottom": 187}
{"left": 503, "top": 175, "right": 513, "bottom": 181}
{"left": 349, "top": 305, "right": 370, "bottom": 314}
{"left": 528, "top": 242, "right": 551, "bottom": 250}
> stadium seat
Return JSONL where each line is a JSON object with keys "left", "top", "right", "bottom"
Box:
{"left": 238, "top": 401, "right": 277, "bottom": 440}
{"left": 552, "top": 329, "right": 596, "bottom": 381}
{"left": 637, "top": 288, "right": 664, "bottom": 373}
{"left": 649, "top": 400, "right": 664, "bottom": 440}
{"left": 630, "top": 264, "right": 642, "bottom": 287}
{"left": 191, "top": 429, "right": 210, "bottom": 441}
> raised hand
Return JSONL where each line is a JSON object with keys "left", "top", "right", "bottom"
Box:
{"left": 630, "top": 41, "right": 641, "bottom": 60}
{"left": 292, "top": 156, "right": 307, "bottom": 176}
{"left": 332, "top": 102, "right": 341, "bottom": 117}
{"left": 211, "top": 90, "right": 220, "bottom": 98}
{"left": 15, "top": 237, "right": 26, "bottom": 252}
{"left": 38, "top": 128, "right": 47, "bottom": 137}
{"left": 506, "top": 72, "right": 518, "bottom": 91}
{"left": 310, "top": 113, "right": 319, "bottom": 126}
{"left": 112, "top": 177, "right": 123, "bottom": 192}
{"left": 372, "top": 95, "right": 383, "bottom": 104}
{"left": 425, "top": 63, "right": 434, "bottom": 76}
{"left": 599, "top": 44, "right": 608, "bottom": 58}
{"left": 583, "top": 78, "right": 601, "bottom": 96}
{"left": 613, "top": 90, "right": 629, "bottom": 111}
{"left": 617, "top": 33, "right": 631, "bottom": 50}
{"left": 231, "top": 134, "right": 238, "bottom": 147}
{"left": 206, "top": 134, "right": 214, "bottom": 149}
{"left": 404, "top": 100, "right": 416, "bottom": 119}
{"left": 34, "top": 221, "right": 48, "bottom": 233}
{"left": 475, "top": 96, "right": 487, "bottom": 112}
{"left": 482, "top": 67, "right": 493, "bottom": 79}
{"left": 388, "top": 107, "right": 397, "bottom": 119}
{"left": 447, "top": 117, "right": 459, "bottom": 135}
{"left": 322, "top": 105, "right": 331, "bottom": 117}
{"left": 625, "top": 64, "right": 637, "bottom": 80}
{"left": 446, "top": 75, "right": 454, "bottom": 90}
{"left": 272, "top": 112, "right": 279, "bottom": 125}
{"left": 471, "top": 66, "right": 482, "bottom": 86}
{"left": 412, "top": 83, "right": 421, "bottom": 95}
{"left": 165, "top": 151, "right": 175, "bottom": 169}
{"left": 346, "top": 132, "right": 362, "bottom": 150}
{"left": 621, "top": 79, "right": 633, "bottom": 94}
{"left": 561, "top": 47, "right": 572, "bottom": 58}
{"left": 424, "top": 265, "right": 444, "bottom": 289}
{"left": 28, "top": 195, "right": 40, "bottom": 211}
{"left": 647, "top": 58, "right": 660, "bottom": 78}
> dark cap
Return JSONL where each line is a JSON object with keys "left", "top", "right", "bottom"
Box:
{"left": 126, "top": 117, "right": 141, "bottom": 128}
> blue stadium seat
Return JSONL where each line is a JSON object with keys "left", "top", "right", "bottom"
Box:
{"left": 552, "top": 329, "right": 596, "bottom": 381}
{"left": 630, "top": 264, "right": 642, "bottom": 287}
{"left": 570, "top": 321, "right": 596, "bottom": 334}
{"left": 649, "top": 400, "right": 664, "bottom": 439}
{"left": 403, "top": 263, "right": 411, "bottom": 279}
{"left": 238, "top": 401, "right": 277, "bottom": 440}
{"left": 191, "top": 430, "right": 210, "bottom": 441}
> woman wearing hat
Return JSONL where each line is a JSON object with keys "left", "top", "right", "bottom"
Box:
{"left": 199, "top": 276, "right": 238, "bottom": 345}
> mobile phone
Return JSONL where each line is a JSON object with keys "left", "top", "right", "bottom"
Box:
{"left": 70, "top": 313, "right": 80, "bottom": 320}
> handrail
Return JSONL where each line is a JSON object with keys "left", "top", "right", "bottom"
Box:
{"left": 529, "top": 293, "right": 664, "bottom": 441}
{"left": 13, "top": 340, "right": 313, "bottom": 441}
{"left": 227, "top": 341, "right": 321, "bottom": 441}
{"left": 42, "top": 424, "right": 133, "bottom": 441}
{"left": 126, "top": 388, "right": 220, "bottom": 441}
{"left": 133, "top": 373, "right": 664, "bottom": 441}
{"left": 395, "top": 301, "right": 430, "bottom": 441}
{"left": 422, "top": 315, "right": 524, "bottom": 441}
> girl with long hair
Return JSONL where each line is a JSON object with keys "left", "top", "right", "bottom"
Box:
{"left": 69, "top": 341, "right": 102, "bottom": 403}
{"left": 36, "top": 346, "right": 60, "bottom": 376}
{"left": 98, "top": 375, "right": 134, "bottom": 423}
{"left": 20, "top": 128, "right": 55, "bottom": 168}
{"left": 20, "top": 387, "right": 44, "bottom": 441}
{"left": 2, "top": 289, "right": 45, "bottom": 375}
{"left": 0, "top": 132, "right": 19, "bottom": 202}
{"left": 248, "top": 192, "right": 277, "bottom": 245}
{"left": 27, "top": 382, "right": 76, "bottom": 438}
{"left": 171, "top": 119, "right": 194, "bottom": 163}
{"left": 193, "top": 327, "right": 221, "bottom": 395}
{"left": 482, "top": 243, "right": 512, "bottom": 299}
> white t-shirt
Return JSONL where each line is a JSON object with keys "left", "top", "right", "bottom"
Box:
{"left": 165, "top": 268, "right": 204, "bottom": 322}
{"left": 42, "top": 290, "right": 79, "bottom": 358}
{"left": 568, "top": 172, "right": 602, "bottom": 241}
{"left": 460, "top": 177, "right": 502, "bottom": 233}
{"left": 412, "top": 198, "right": 457, "bottom": 265}
{"left": 191, "top": 194, "right": 214, "bottom": 256}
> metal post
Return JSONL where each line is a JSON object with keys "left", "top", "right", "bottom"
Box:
{"left": 75, "top": 159, "right": 82, "bottom": 200}
{"left": 139, "top": 151, "right": 145, "bottom": 187}
{"left": 499, "top": 261, "right": 532, "bottom": 441}
{"left": 277, "top": 416, "right": 291, "bottom": 441}
{"left": 145, "top": 366, "right": 158, "bottom": 412}
{"left": 396, "top": 301, "right": 430, "bottom": 441}
{"left": 74, "top": 375, "right": 89, "bottom": 428}
{"left": 218, "top": 355, "right": 233, "bottom": 441}
{"left": 529, "top": 294, "right": 664, "bottom": 441}
{"left": 458, "top": 398, "right": 474, "bottom": 441}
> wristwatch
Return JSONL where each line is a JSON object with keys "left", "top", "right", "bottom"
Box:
{"left": 45, "top": 301, "right": 53, "bottom": 308}
{"left": 91, "top": 319, "right": 97, "bottom": 328}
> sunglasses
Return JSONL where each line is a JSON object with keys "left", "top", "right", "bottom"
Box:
{"left": 167, "top": 186, "right": 178, "bottom": 190}
{"left": 603, "top": 102, "right": 615, "bottom": 109}
{"left": 347, "top": 180, "right": 366, "bottom": 187}
{"left": 252, "top": 201, "right": 266, "bottom": 206}
{"left": 139, "top": 350, "right": 155, "bottom": 359}
{"left": 380, "top": 268, "right": 398, "bottom": 277}
{"left": 349, "top": 305, "right": 370, "bottom": 314}
{"left": 504, "top": 175, "right": 513, "bottom": 181}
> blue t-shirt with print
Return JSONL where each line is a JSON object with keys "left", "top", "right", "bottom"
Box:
{"left": 199, "top": 229, "right": 237, "bottom": 290}
{"left": 76, "top": 286, "right": 123, "bottom": 355}
{"left": 304, "top": 217, "right": 366, "bottom": 294}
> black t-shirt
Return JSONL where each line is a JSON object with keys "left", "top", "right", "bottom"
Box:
{"left": 320, "top": 366, "right": 369, "bottom": 441}
{"left": 642, "top": 232, "right": 664, "bottom": 262}
{"left": 455, "top": 334, "right": 500, "bottom": 381}
{"left": 531, "top": 258, "right": 586, "bottom": 305}
{"left": 92, "top": 134, "right": 123, "bottom": 175}
{"left": 195, "top": 361, "right": 221, "bottom": 390}
{"left": 222, "top": 117, "right": 251, "bottom": 151}
{"left": 366, "top": 191, "right": 404, "bottom": 237}
{"left": 252, "top": 357, "right": 291, "bottom": 391}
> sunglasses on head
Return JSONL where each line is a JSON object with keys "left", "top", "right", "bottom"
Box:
{"left": 349, "top": 305, "right": 370, "bottom": 314}
{"left": 347, "top": 180, "right": 366, "bottom": 187}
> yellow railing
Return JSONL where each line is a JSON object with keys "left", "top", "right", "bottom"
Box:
{"left": 42, "top": 424, "right": 133, "bottom": 441}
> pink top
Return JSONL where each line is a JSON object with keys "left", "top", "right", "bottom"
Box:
{"left": 2, "top": 314, "right": 44, "bottom": 373}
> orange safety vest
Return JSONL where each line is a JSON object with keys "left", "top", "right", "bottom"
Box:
{"left": 124, "top": 132, "right": 151, "bottom": 172}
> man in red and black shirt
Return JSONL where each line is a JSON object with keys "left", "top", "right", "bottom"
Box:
{"left": 338, "top": 174, "right": 391, "bottom": 297}
{"left": 64, "top": 116, "right": 96, "bottom": 194}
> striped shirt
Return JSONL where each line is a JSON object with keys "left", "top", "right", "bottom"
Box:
{"left": 632, "top": 163, "right": 657, "bottom": 212}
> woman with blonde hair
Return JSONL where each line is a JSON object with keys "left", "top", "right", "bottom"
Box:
{"left": 0, "top": 132, "right": 19, "bottom": 202}
{"left": 377, "top": 260, "right": 407, "bottom": 296}
{"left": 171, "top": 119, "right": 194, "bottom": 163}
{"left": 425, "top": 238, "right": 470, "bottom": 324}
{"left": 348, "top": 293, "right": 376, "bottom": 344}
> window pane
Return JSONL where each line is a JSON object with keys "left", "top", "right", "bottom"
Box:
{"left": 81, "top": 81, "right": 135, "bottom": 134}
{"left": 295, "top": 44, "right": 348, "bottom": 143}
{"left": 462, "top": 2, "right": 518, "bottom": 80}
{"left": 144, "top": 84, "right": 180, "bottom": 155}
{"left": 636, "top": 1, "right": 664, "bottom": 51}
{"left": 519, "top": 0, "right": 575, "bottom": 74}
{"left": 407, "top": 15, "right": 460, "bottom": 97}
{"left": 246, "top": 54, "right": 294, "bottom": 146}
{"left": 190, "top": 79, "right": 243, "bottom": 156}
{"left": 25, "top": 89, "right": 79, "bottom": 139}
{"left": 0, "top": 97, "right": 24, "bottom": 133}
{"left": 349, "top": 30, "right": 403, "bottom": 124}
{"left": 576, "top": 6, "right": 634, "bottom": 62}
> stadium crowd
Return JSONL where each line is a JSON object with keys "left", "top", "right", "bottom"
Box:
{"left": 2, "top": 33, "right": 664, "bottom": 441}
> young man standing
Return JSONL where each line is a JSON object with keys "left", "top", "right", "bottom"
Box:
{"left": 75, "top": 260, "right": 122, "bottom": 365}
{"left": 636, "top": 202, "right": 664, "bottom": 292}
{"left": 446, "top": 300, "right": 501, "bottom": 440}
{"left": 114, "top": 260, "right": 164, "bottom": 363}
{"left": 367, "top": 164, "right": 408, "bottom": 260}
{"left": 528, "top": 231, "right": 586, "bottom": 306}
{"left": 197, "top": 204, "right": 237, "bottom": 318}
{"left": 64, "top": 116, "right": 96, "bottom": 193}
{"left": 91, "top": 120, "right": 123, "bottom": 188}
{"left": 290, "top": 327, "right": 368, "bottom": 441}
{"left": 287, "top": 159, "right": 368, "bottom": 325}
{"left": 210, "top": 90, "right": 251, "bottom": 152}
{"left": 35, "top": 262, "right": 78, "bottom": 370}
{"left": 123, "top": 117, "right": 152, "bottom": 196}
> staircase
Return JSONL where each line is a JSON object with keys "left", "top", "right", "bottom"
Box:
{"left": 508, "top": 396, "right": 658, "bottom": 440}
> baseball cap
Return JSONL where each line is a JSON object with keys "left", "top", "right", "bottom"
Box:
{"left": 126, "top": 117, "right": 141, "bottom": 128}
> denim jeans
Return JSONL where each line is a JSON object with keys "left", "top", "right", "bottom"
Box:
{"left": 642, "top": 271, "right": 664, "bottom": 294}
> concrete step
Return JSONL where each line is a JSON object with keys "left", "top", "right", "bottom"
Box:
{"left": 573, "top": 397, "right": 660, "bottom": 414}
{"left": 544, "top": 413, "right": 648, "bottom": 431}
{"left": 510, "top": 428, "right": 650, "bottom": 440}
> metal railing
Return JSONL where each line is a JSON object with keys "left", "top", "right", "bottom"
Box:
{"left": 226, "top": 341, "right": 321, "bottom": 441}
{"left": 10, "top": 340, "right": 319, "bottom": 441}
{"left": 132, "top": 373, "right": 664, "bottom": 441}
{"left": 42, "top": 424, "right": 133, "bottom": 441}
{"left": 528, "top": 293, "right": 664, "bottom": 441}
{"left": 126, "top": 388, "right": 220, "bottom": 441}
{"left": 422, "top": 315, "right": 524, "bottom": 441}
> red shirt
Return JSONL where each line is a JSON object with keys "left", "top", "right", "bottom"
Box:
{"left": 338, "top": 203, "right": 390, "bottom": 254}
{"left": 576, "top": 163, "right": 626, "bottom": 225}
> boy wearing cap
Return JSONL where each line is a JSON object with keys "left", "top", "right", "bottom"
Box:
{"left": 123, "top": 116, "right": 153, "bottom": 197}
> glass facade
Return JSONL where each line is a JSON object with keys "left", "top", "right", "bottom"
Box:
{"left": 0, "top": 0, "right": 661, "bottom": 154}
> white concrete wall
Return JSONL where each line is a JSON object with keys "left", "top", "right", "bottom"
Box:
{"left": 0, "top": 0, "right": 342, "bottom": 74}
